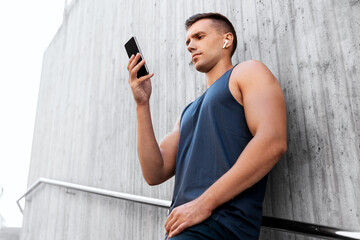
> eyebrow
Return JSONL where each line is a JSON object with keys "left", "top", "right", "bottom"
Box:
{"left": 186, "top": 31, "right": 206, "bottom": 46}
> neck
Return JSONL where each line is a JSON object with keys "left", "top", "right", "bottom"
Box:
{"left": 205, "top": 59, "right": 233, "bottom": 88}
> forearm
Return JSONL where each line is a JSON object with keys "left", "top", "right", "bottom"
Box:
{"left": 199, "top": 134, "right": 287, "bottom": 212}
{"left": 136, "top": 103, "right": 164, "bottom": 184}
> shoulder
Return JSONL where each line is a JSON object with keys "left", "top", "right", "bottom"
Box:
{"left": 233, "top": 60, "right": 273, "bottom": 76}
{"left": 232, "top": 60, "right": 277, "bottom": 89}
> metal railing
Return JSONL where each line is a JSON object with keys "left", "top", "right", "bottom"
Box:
{"left": 17, "top": 178, "right": 170, "bottom": 213}
{"left": 17, "top": 178, "right": 360, "bottom": 240}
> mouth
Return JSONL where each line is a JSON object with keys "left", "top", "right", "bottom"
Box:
{"left": 192, "top": 53, "right": 201, "bottom": 60}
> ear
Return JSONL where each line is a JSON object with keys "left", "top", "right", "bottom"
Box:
{"left": 222, "top": 32, "right": 234, "bottom": 49}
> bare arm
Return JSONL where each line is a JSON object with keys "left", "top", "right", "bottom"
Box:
{"left": 127, "top": 53, "right": 179, "bottom": 185}
{"left": 165, "top": 60, "right": 287, "bottom": 237}
{"left": 136, "top": 105, "right": 180, "bottom": 185}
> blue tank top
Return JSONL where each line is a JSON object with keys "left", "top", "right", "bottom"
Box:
{"left": 170, "top": 65, "right": 268, "bottom": 239}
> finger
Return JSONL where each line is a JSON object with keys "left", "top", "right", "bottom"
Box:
{"left": 127, "top": 54, "right": 135, "bottom": 70}
{"left": 168, "top": 222, "right": 188, "bottom": 238}
{"left": 127, "top": 54, "right": 139, "bottom": 75}
{"left": 127, "top": 54, "right": 138, "bottom": 72}
{"left": 138, "top": 73, "right": 154, "bottom": 82}
{"left": 129, "top": 53, "right": 141, "bottom": 72}
{"left": 165, "top": 214, "right": 174, "bottom": 234}
{"left": 169, "top": 219, "right": 181, "bottom": 234}
{"left": 131, "top": 58, "right": 146, "bottom": 76}
{"left": 165, "top": 211, "right": 177, "bottom": 233}
{"left": 167, "top": 219, "right": 182, "bottom": 239}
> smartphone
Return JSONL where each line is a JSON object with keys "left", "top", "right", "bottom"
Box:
{"left": 124, "top": 36, "right": 149, "bottom": 78}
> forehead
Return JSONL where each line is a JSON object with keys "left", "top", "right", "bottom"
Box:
{"left": 186, "top": 19, "right": 215, "bottom": 40}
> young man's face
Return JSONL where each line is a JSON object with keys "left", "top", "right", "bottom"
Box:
{"left": 186, "top": 19, "right": 226, "bottom": 73}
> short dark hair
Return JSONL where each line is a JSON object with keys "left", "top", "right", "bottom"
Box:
{"left": 185, "top": 12, "right": 237, "bottom": 57}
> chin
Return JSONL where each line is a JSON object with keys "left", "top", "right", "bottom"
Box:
{"left": 194, "top": 61, "right": 209, "bottom": 73}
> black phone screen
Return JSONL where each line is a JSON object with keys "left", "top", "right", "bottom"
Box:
{"left": 124, "top": 36, "right": 149, "bottom": 78}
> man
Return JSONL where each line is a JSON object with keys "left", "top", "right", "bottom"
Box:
{"left": 127, "top": 12, "right": 287, "bottom": 240}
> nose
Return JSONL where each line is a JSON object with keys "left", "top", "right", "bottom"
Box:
{"left": 187, "top": 41, "right": 196, "bottom": 52}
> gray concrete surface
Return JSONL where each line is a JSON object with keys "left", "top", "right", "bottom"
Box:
{"left": 21, "top": 0, "right": 360, "bottom": 239}
{"left": 0, "top": 215, "right": 5, "bottom": 231}
{"left": 0, "top": 228, "right": 20, "bottom": 240}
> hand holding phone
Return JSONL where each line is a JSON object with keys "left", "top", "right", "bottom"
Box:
{"left": 125, "top": 36, "right": 149, "bottom": 78}
{"left": 125, "top": 36, "right": 154, "bottom": 106}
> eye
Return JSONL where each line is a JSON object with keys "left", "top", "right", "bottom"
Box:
{"left": 198, "top": 35, "right": 204, "bottom": 39}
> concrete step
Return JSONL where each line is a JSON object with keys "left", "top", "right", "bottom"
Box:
{"left": 0, "top": 227, "right": 21, "bottom": 240}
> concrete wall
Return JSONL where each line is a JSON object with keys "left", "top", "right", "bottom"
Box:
{"left": 21, "top": 0, "right": 360, "bottom": 239}
{"left": 0, "top": 215, "right": 5, "bottom": 231}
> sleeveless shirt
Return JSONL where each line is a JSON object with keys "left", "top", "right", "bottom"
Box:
{"left": 170, "top": 65, "right": 268, "bottom": 239}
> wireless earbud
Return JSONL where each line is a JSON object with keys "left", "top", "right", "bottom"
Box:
{"left": 223, "top": 40, "right": 229, "bottom": 49}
